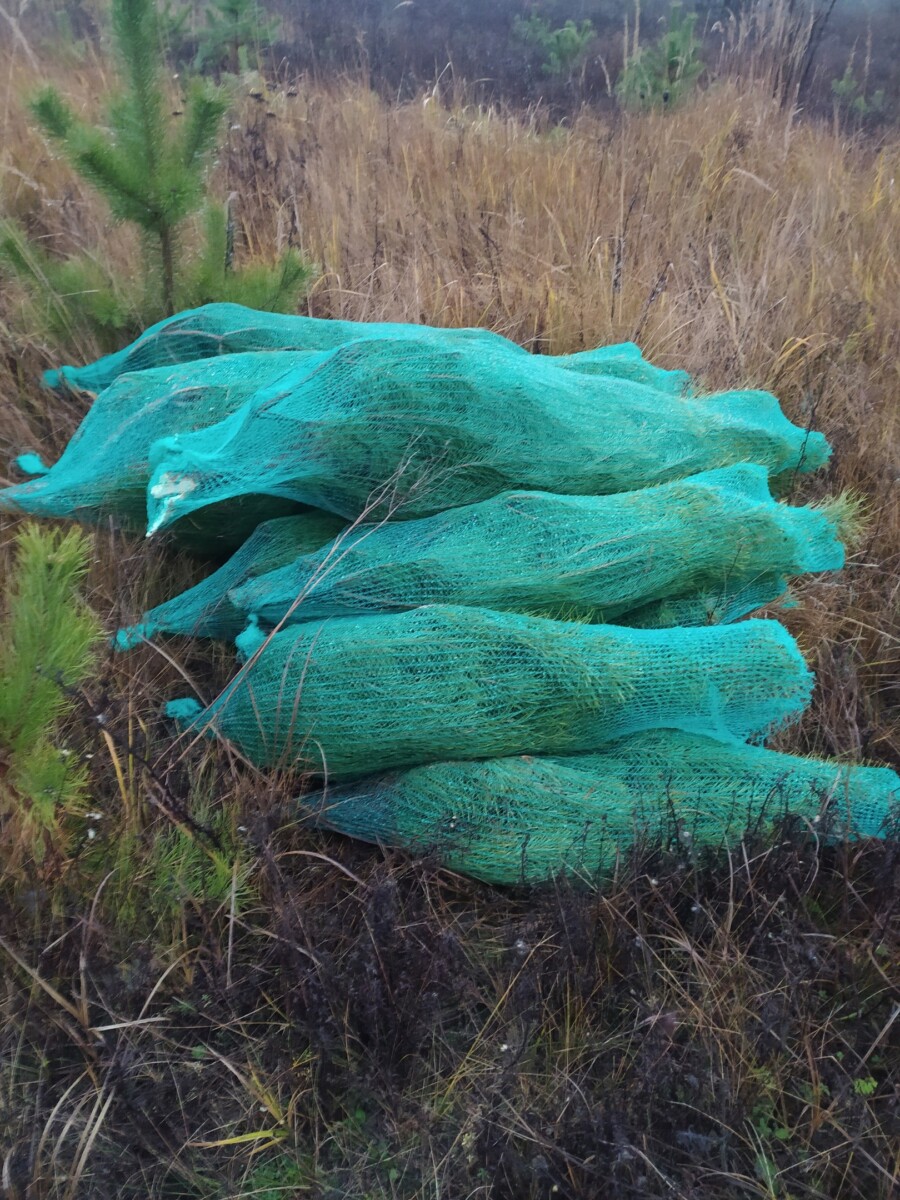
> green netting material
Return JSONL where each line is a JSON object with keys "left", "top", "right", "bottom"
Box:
{"left": 621, "top": 588, "right": 793, "bottom": 629}
{"left": 9, "top": 303, "right": 891, "bottom": 888}
{"left": 43, "top": 302, "right": 693, "bottom": 397}
{"left": 15, "top": 453, "right": 50, "bottom": 476}
{"left": 1, "top": 351, "right": 315, "bottom": 540}
{"left": 222, "top": 465, "right": 843, "bottom": 632}
{"left": 142, "top": 337, "right": 830, "bottom": 537}
{"left": 166, "top": 608, "right": 812, "bottom": 778}
{"left": 302, "top": 731, "right": 899, "bottom": 885}
{"left": 115, "top": 510, "right": 346, "bottom": 648}
{"left": 3, "top": 331, "right": 698, "bottom": 543}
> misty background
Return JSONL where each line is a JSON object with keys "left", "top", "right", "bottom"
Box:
{"left": 20, "top": 0, "right": 899, "bottom": 120}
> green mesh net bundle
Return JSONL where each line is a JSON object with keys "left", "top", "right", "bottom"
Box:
{"left": 115, "top": 511, "right": 346, "bottom": 648}
{"left": 1, "top": 351, "right": 321, "bottom": 550}
{"left": 43, "top": 302, "right": 693, "bottom": 397}
{"left": 2, "top": 330, "right": 695, "bottom": 540}
{"left": 166, "top": 607, "right": 812, "bottom": 778}
{"left": 216, "top": 464, "right": 843, "bottom": 634}
{"left": 6, "top": 304, "right": 892, "bottom": 885}
{"left": 141, "top": 336, "right": 830, "bottom": 538}
{"left": 301, "top": 731, "right": 899, "bottom": 886}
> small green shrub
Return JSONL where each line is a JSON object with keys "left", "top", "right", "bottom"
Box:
{"left": 0, "top": 220, "right": 138, "bottom": 352}
{"left": 242, "top": 1153, "right": 312, "bottom": 1198}
{"left": 195, "top": 0, "right": 279, "bottom": 76}
{"left": 617, "top": 2, "right": 704, "bottom": 110}
{"left": 186, "top": 202, "right": 311, "bottom": 313}
{"left": 139, "top": 796, "right": 255, "bottom": 955}
{"left": 853, "top": 1076, "right": 878, "bottom": 1097}
{"left": 0, "top": 524, "right": 101, "bottom": 874}
{"left": 0, "top": 0, "right": 311, "bottom": 349}
{"left": 150, "top": 803, "right": 253, "bottom": 918}
{"left": 831, "top": 65, "right": 887, "bottom": 120}
{"left": 514, "top": 13, "right": 595, "bottom": 81}
{"left": 162, "top": 0, "right": 279, "bottom": 77}
{"left": 28, "top": 0, "right": 229, "bottom": 319}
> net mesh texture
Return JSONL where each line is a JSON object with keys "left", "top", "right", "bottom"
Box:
{"left": 212, "top": 464, "right": 843, "bottom": 634}
{"left": 43, "top": 302, "right": 693, "bottom": 396}
{"left": 139, "top": 336, "right": 830, "bottom": 539}
{"left": 115, "top": 510, "right": 347, "bottom": 647}
{"left": 302, "top": 730, "right": 898, "bottom": 885}
{"left": 1, "top": 351, "right": 321, "bottom": 551}
{"left": 166, "top": 607, "right": 813, "bottom": 778}
{"left": 1, "top": 330, "right": 694, "bottom": 540}
{"left": 5, "top": 306, "right": 893, "bottom": 886}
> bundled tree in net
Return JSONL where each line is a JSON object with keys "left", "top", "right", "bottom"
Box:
{"left": 214, "top": 465, "right": 843, "bottom": 634}
{"left": 131, "top": 337, "right": 829, "bottom": 538}
{"left": 166, "top": 607, "right": 813, "bottom": 778}
{"left": 303, "top": 730, "right": 899, "bottom": 886}
{"left": 40, "top": 303, "right": 692, "bottom": 395}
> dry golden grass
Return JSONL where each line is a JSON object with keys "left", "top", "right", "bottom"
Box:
{"left": 0, "top": 40, "right": 898, "bottom": 1200}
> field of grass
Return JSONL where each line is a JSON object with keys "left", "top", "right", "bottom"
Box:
{"left": 0, "top": 37, "right": 898, "bottom": 1200}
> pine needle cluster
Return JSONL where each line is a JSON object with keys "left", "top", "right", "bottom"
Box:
{"left": 0, "top": 524, "right": 101, "bottom": 872}
{"left": 617, "top": 2, "right": 705, "bottom": 110}
{"left": 195, "top": 0, "right": 279, "bottom": 76}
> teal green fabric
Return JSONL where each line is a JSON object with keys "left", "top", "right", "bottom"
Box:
{"left": 15, "top": 453, "right": 50, "bottom": 476}
{"left": 142, "top": 336, "right": 829, "bottom": 537}
{"left": 2, "top": 328, "right": 702, "bottom": 541}
{"left": 115, "top": 510, "right": 346, "bottom": 647}
{"left": 166, "top": 608, "right": 813, "bottom": 778}
{"left": 225, "top": 465, "right": 842, "bottom": 632}
{"left": 1, "top": 350, "right": 317, "bottom": 549}
{"left": 8, "top": 305, "right": 889, "bottom": 889}
{"left": 43, "top": 301, "right": 692, "bottom": 396}
{"left": 301, "top": 730, "right": 899, "bottom": 885}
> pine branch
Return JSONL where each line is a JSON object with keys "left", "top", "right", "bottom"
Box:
{"left": 0, "top": 219, "right": 38, "bottom": 276}
{"left": 179, "top": 79, "right": 228, "bottom": 171}
{"left": 0, "top": 525, "right": 100, "bottom": 760}
{"left": 192, "top": 202, "right": 229, "bottom": 295}
{"left": 29, "top": 87, "right": 76, "bottom": 141}
{"left": 111, "top": 0, "right": 167, "bottom": 175}
{"left": 0, "top": 525, "right": 101, "bottom": 870}
{"left": 0, "top": 218, "right": 136, "bottom": 345}
{"left": 64, "top": 131, "right": 160, "bottom": 227}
